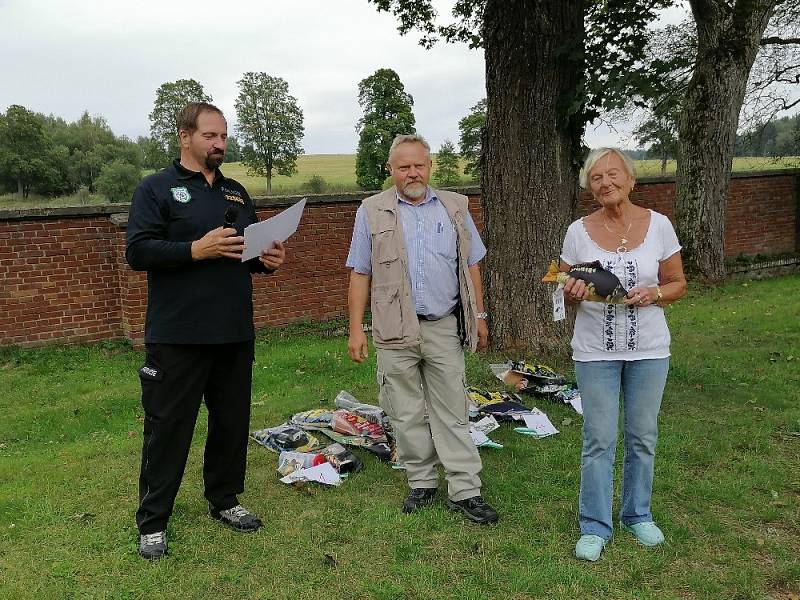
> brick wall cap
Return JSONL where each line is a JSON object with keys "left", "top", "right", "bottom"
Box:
{"left": 0, "top": 204, "right": 130, "bottom": 222}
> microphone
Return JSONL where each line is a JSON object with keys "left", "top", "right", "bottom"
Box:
{"left": 223, "top": 206, "right": 239, "bottom": 229}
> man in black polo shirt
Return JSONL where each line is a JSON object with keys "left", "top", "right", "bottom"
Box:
{"left": 126, "top": 102, "right": 285, "bottom": 560}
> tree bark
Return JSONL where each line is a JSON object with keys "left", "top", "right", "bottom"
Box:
{"left": 482, "top": 0, "right": 585, "bottom": 354}
{"left": 17, "top": 179, "right": 23, "bottom": 199}
{"left": 676, "top": 0, "right": 776, "bottom": 280}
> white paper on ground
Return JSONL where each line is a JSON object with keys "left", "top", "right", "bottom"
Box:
{"left": 522, "top": 408, "right": 560, "bottom": 437}
{"left": 569, "top": 394, "right": 583, "bottom": 415}
{"left": 279, "top": 461, "right": 341, "bottom": 486}
{"left": 471, "top": 414, "right": 500, "bottom": 435}
{"left": 241, "top": 198, "right": 306, "bottom": 261}
{"left": 469, "top": 428, "right": 490, "bottom": 446}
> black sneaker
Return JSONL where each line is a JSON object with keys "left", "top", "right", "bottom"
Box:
{"left": 446, "top": 496, "right": 499, "bottom": 524}
{"left": 209, "top": 504, "right": 263, "bottom": 532}
{"left": 402, "top": 488, "right": 437, "bottom": 514}
{"left": 138, "top": 530, "right": 167, "bottom": 560}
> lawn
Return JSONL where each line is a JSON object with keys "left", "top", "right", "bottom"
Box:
{"left": 2, "top": 155, "right": 798, "bottom": 209}
{"left": 0, "top": 276, "right": 798, "bottom": 599}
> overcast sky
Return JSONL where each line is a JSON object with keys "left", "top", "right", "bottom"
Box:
{"left": 0, "top": 0, "right": 688, "bottom": 154}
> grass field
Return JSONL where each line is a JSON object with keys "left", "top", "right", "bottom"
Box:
{"left": 1, "top": 155, "right": 798, "bottom": 209}
{"left": 156, "top": 154, "right": 477, "bottom": 197}
{"left": 634, "top": 156, "right": 800, "bottom": 178}
{"left": 0, "top": 276, "right": 798, "bottom": 599}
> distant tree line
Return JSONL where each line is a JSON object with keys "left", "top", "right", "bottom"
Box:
{"left": 0, "top": 105, "right": 142, "bottom": 201}
{"left": 734, "top": 112, "right": 800, "bottom": 157}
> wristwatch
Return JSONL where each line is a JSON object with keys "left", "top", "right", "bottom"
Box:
{"left": 476, "top": 312, "right": 488, "bottom": 320}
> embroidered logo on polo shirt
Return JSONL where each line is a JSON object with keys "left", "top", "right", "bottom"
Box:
{"left": 170, "top": 187, "right": 192, "bottom": 203}
{"left": 221, "top": 186, "right": 244, "bottom": 204}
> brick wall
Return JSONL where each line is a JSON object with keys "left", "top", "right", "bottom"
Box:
{"left": 0, "top": 214, "right": 122, "bottom": 346}
{"left": 0, "top": 171, "right": 797, "bottom": 348}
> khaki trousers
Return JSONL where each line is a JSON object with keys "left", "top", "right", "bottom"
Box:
{"left": 376, "top": 315, "right": 482, "bottom": 501}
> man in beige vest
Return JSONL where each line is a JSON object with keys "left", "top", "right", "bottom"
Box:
{"left": 346, "top": 134, "right": 498, "bottom": 524}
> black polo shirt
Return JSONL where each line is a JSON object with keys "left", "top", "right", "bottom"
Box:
{"left": 126, "top": 160, "right": 270, "bottom": 344}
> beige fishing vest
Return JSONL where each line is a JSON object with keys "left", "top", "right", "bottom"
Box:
{"left": 363, "top": 187, "right": 479, "bottom": 351}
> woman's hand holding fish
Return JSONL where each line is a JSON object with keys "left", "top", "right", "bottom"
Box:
{"left": 624, "top": 286, "right": 655, "bottom": 307}
{"left": 564, "top": 277, "right": 589, "bottom": 303}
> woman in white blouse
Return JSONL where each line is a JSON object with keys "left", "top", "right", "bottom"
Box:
{"left": 561, "top": 148, "right": 687, "bottom": 562}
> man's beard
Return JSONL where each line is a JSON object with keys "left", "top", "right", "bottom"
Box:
{"left": 403, "top": 181, "right": 426, "bottom": 200}
{"left": 205, "top": 152, "right": 225, "bottom": 169}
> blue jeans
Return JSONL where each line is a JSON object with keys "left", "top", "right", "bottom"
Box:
{"left": 575, "top": 358, "right": 669, "bottom": 540}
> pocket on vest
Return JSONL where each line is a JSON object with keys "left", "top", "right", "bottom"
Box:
{"left": 374, "top": 231, "right": 399, "bottom": 264}
{"left": 372, "top": 284, "right": 402, "bottom": 341}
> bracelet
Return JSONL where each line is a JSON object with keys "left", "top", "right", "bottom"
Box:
{"left": 475, "top": 312, "right": 488, "bottom": 320}
{"left": 655, "top": 286, "right": 663, "bottom": 302}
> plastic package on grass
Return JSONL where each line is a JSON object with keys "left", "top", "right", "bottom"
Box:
{"left": 312, "top": 427, "right": 394, "bottom": 462}
{"left": 506, "top": 361, "right": 567, "bottom": 391}
{"left": 466, "top": 386, "right": 515, "bottom": 407}
{"left": 319, "top": 442, "right": 363, "bottom": 473}
{"left": 331, "top": 409, "right": 387, "bottom": 442}
{"left": 277, "top": 443, "right": 363, "bottom": 479}
{"left": 290, "top": 408, "right": 334, "bottom": 427}
{"left": 334, "top": 390, "right": 394, "bottom": 436}
{"left": 466, "top": 387, "right": 531, "bottom": 421}
{"left": 251, "top": 424, "right": 321, "bottom": 453}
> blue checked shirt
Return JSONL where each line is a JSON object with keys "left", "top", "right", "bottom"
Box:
{"left": 346, "top": 188, "right": 486, "bottom": 319}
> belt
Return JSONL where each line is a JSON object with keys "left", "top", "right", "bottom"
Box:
{"left": 417, "top": 311, "right": 453, "bottom": 322}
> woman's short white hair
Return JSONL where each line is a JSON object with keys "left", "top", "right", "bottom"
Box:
{"left": 388, "top": 134, "right": 431, "bottom": 162}
{"left": 579, "top": 148, "right": 636, "bottom": 189}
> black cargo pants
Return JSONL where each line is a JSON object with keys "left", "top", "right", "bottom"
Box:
{"left": 135, "top": 340, "right": 254, "bottom": 534}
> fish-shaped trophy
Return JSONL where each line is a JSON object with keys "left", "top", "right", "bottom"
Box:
{"left": 542, "top": 261, "right": 628, "bottom": 303}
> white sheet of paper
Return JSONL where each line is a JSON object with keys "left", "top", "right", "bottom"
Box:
{"left": 241, "top": 198, "right": 306, "bottom": 261}
{"left": 279, "top": 461, "right": 341, "bottom": 486}
{"left": 472, "top": 414, "right": 500, "bottom": 435}
{"left": 469, "top": 428, "right": 490, "bottom": 446}
{"left": 570, "top": 394, "right": 584, "bottom": 415}
{"left": 522, "top": 409, "right": 560, "bottom": 437}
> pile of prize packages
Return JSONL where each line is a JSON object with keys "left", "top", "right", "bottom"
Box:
{"left": 250, "top": 361, "right": 584, "bottom": 488}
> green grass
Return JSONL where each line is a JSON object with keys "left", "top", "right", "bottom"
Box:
{"left": 635, "top": 156, "right": 800, "bottom": 177}
{"left": 3, "top": 155, "right": 798, "bottom": 209}
{"left": 1, "top": 277, "right": 799, "bottom": 599}
{"left": 161, "top": 154, "right": 477, "bottom": 198}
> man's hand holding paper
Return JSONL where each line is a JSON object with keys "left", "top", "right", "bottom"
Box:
{"left": 259, "top": 240, "right": 286, "bottom": 270}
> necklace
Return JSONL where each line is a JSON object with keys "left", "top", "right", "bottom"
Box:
{"left": 602, "top": 210, "right": 632, "bottom": 246}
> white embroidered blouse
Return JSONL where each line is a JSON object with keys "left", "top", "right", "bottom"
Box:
{"left": 560, "top": 210, "right": 682, "bottom": 362}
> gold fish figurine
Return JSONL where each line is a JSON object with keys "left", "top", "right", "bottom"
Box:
{"left": 542, "top": 261, "right": 629, "bottom": 303}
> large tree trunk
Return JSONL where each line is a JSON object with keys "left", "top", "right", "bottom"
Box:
{"left": 481, "top": 0, "right": 585, "bottom": 354}
{"left": 676, "top": 0, "right": 775, "bottom": 281}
